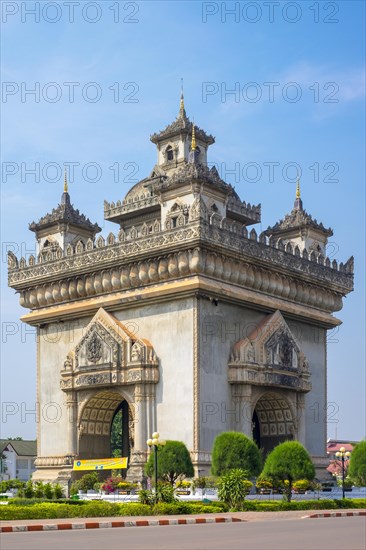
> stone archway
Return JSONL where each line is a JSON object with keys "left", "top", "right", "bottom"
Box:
{"left": 252, "top": 392, "right": 295, "bottom": 455}
{"left": 78, "top": 390, "right": 133, "bottom": 463}
{"left": 59, "top": 308, "right": 159, "bottom": 481}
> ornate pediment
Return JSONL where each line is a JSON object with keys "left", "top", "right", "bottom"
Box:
{"left": 60, "top": 308, "right": 158, "bottom": 391}
{"left": 189, "top": 195, "right": 210, "bottom": 222}
{"left": 229, "top": 310, "right": 311, "bottom": 392}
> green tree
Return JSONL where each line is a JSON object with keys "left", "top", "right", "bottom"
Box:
{"left": 211, "top": 432, "right": 262, "bottom": 477}
{"left": 261, "top": 441, "right": 315, "bottom": 502}
{"left": 348, "top": 440, "right": 366, "bottom": 487}
{"left": 111, "top": 409, "right": 122, "bottom": 458}
{"left": 145, "top": 441, "right": 194, "bottom": 485}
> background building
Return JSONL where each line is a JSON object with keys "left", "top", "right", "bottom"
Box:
{"left": 0, "top": 440, "right": 37, "bottom": 481}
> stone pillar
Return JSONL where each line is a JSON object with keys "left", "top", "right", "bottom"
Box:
{"left": 134, "top": 384, "right": 147, "bottom": 451}
{"left": 127, "top": 384, "right": 149, "bottom": 481}
{"left": 146, "top": 385, "right": 156, "bottom": 438}
{"left": 65, "top": 391, "right": 78, "bottom": 457}
{"left": 296, "top": 393, "right": 306, "bottom": 445}
{"left": 231, "top": 385, "right": 253, "bottom": 436}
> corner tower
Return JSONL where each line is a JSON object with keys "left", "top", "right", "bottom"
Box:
{"left": 265, "top": 179, "right": 333, "bottom": 255}
{"left": 29, "top": 173, "right": 101, "bottom": 259}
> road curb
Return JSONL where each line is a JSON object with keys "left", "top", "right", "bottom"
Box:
{"left": 0, "top": 516, "right": 243, "bottom": 533}
{"left": 304, "top": 511, "right": 366, "bottom": 519}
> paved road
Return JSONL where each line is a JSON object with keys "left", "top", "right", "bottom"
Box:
{"left": 1, "top": 517, "right": 365, "bottom": 550}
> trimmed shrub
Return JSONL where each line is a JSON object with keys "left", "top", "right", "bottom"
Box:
{"left": 153, "top": 502, "right": 191, "bottom": 515}
{"left": 10, "top": 498, "right": 86, "bottom": 506}
{"left": 117, "top": 503, "right": 152, "bottom": 516}
{"left": 334, "top": 498, "right": 366, "bottom": 509}
{"left": 1, "top": 498, "right": 365, "bottom": 520}
{"left": 145, "top": 441, "right": 194, "bottom": 485}
{"left": 348, "top": 441, "right": 366, "bottom": 487}
{"left": 261, "top": 441, "right": 315, "bottom": 502}
{"left": 211, "top": 432, "right": 261, "bottom": 477}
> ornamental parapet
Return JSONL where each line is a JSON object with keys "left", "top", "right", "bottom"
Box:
{"left": 226, "top": 196, "right": 261, "bottom": 224}
{"left": 104, "top": 194, "right": 159, "bottom": 220}
{"left": 8, "top": 219, "right": 353, "bottom": 313}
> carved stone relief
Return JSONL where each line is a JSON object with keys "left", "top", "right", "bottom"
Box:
{"left": 60, "top": 308, "right": 159, "bottom": 392}
{"left": 229, "top": 310, "right": 311, "bottom": 392}
{"left": 86, "top": 333, "right": 103, "bottom": 363}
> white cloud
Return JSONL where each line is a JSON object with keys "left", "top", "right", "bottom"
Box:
{"left": 280, "top": 61, "right": 365, "bottom": 103}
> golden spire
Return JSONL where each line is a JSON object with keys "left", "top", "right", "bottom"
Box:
{"left": 296, "top": 177, "right": 301, "bottom": 199}
{"left": 179, "top": 78, "right": 185, "bottom": 117}
{"left": 191, "top": 122, "right": 197, "bottom": 151}
{"left": 180, "top": 91, "right": 184, "bottom": 112}
{"left": 64, "top": 169, "right": 68, "bottom": 193}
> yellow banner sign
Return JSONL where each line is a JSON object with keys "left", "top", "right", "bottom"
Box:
{"left": 73, "top": 458, "right": 128, "bottom": 471}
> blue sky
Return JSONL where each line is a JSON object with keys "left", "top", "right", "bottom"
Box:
{"left": 1, "top": 1, "right": 365, "bottom": 442}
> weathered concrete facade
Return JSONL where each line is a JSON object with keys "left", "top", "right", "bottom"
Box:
{"left": 8, "top": 95, "right": 353, "bottom": 484}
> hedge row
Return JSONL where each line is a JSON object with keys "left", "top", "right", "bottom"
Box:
{"left": 5, "top": 498, "right": 87, "bottom": 507}
{"left": 1, "top": 499, "right": 365, "bottom": 520}
{"left": 238, "top": 498, "right": 366, "bottom": 512}
{"left": 0, "top": 500, "right": 226, "bottom": 520}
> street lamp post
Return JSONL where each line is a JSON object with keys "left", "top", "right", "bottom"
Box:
{"left": 335, "top": 446, "right": 351, "bottom": 499}
{"left": 146, "top": 432, "right": 166, "bottom": 499}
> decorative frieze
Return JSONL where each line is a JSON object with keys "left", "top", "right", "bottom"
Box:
{"left": 8, "top": 217, "right": 353, "bottom": 314}
{"left": 11, "top": 253, "right": 347, "bottom": 316}
{"left": 228, "top": 365, "right": 311, "bottom": 392}
{"left": 34, "top": 456, "right": 73, "bottom": 468}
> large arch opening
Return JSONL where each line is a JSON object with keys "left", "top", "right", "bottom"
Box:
{"left": 78, "top": 391, "right": 132, "bottom": 472}
{"left": 252, "top": 392, "right": 294, "bottom": 456}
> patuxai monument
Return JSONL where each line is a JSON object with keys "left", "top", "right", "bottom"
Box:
{"left": 8, "top": 94, "right": 354, "bottom": 487}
